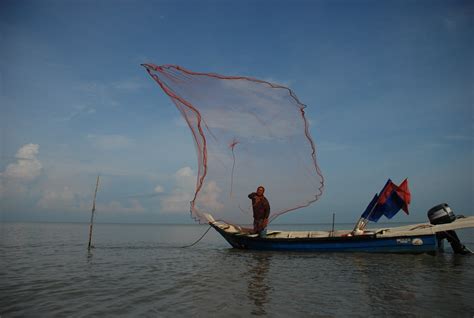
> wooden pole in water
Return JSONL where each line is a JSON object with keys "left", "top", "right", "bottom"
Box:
{"left": 88, "top": 175, "right": 100, "bottom": 250}
{"left": 331, "top": 212, "right": 335, "bottom": 237}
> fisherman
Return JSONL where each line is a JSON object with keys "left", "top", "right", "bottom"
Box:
{"left": 248, "top": 186, "right": 270, "bottom": 237}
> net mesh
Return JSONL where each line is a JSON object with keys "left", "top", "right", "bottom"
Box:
{"left": 143, "top": 64, "right": 324, "bottom": 225}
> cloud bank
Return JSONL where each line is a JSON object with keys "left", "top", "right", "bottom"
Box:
{"left": 159, "top": 166, "right": 224, "bottom": 213}
{"left": 1, "top": 143, "right": 42, "bottom": 181}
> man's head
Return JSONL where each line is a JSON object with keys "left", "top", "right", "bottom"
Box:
{"left": 256, "top": 186, "right": 265, "bottom": 196}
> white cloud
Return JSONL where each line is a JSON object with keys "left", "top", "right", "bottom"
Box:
{"left": 160, "top": 166, "right": 195, "bottom": 213}
{"left": 160, "top": 190, "right": 193, "bottom": 213}
{"left": 34, "top": 176, "right": 148, "bottom": 214}
{"left": 154, "top": 185, "right": 165, "bottom": 193}
{"left": 98, "top": 199, "right": 146, "bottom": 214}
{"left": 36, "top": 185, "right": 146, "bottom": 214}
{"left": 197, "top": 180, "right": 225, "bottom": 211}
{"left": 0, "top": 144, "right": 42, "bottom": 207}
{"left": 87, "top": 134, "right": 133, "bottom": 150}
{"left": 1, "top": 144, "right": 42, "bottom": 181}
{"left": 175, "top": 166, "right": 193, "bottom": 178}
{"left": 174, "top": 166, "right": 196, "bottom": 189}
{"left": 0, "top": 143, "right": 154, "bottom": 217}
{"left": 37, "top": 186, "right": 77, "bottom": 210}
{"left": 16, "top": 144, "right": 39, "bottom": 160}
{"left": 159, "top": 166, "right": 224, "bottom": 214}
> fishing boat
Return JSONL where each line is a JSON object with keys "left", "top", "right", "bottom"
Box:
{"left": 205, "top": 204, "right": 474, "bottom": 254}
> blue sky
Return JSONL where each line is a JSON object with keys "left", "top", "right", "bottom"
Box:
{"left": 1, "top": 0, "right": 472, "bottom": 224}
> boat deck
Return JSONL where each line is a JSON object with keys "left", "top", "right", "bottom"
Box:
{"left": 211, "top": 216, "right": 474, "bottom": 239}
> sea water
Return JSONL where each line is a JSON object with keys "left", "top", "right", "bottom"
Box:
{"left": 1, "top": 222, "right": 473, "bottom": 317}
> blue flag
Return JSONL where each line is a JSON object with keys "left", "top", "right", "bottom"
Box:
{"left": 361, "top": 194, "right": 380, "bottom": 221}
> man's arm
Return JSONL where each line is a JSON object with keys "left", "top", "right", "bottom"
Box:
{"left": 248, "top": 192, "right": 256, "bottom": 199}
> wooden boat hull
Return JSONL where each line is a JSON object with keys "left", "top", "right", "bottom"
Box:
{"left": 210, "top": 223, "right": 438, "bottom": 253}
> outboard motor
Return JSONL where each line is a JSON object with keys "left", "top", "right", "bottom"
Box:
{"left": 428, "top": 203, "right": 456, "bottom": 225}
{"left": 428, "top": 203, "right": 472, "bottom": 255}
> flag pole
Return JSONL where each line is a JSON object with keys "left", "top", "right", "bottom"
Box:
{"left": 331, "top": 212, "right": 336, "bottom": 237}
{"left": 353, "top": 197, "right": 378, "bottom": 233}
{"left": 88, "top": 175, "right": 100, "bottom": 250}
{"left": 353, "top": 180, "right": 391, "bottom": 233}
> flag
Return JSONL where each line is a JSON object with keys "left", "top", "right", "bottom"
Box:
{"left": 377, "top": 179, "right": 397, "bottom": 205}
{"left": 377, "top": 191, "right": 406, "bottom": 219}
{"left": 361, "top": 193, "right": 379, "bottom": 220}
{"left": 360, "top": 178, "right": 411, "bottom": 222}
{"left": 395, "top": 178, "right": 411, "bottom": 214}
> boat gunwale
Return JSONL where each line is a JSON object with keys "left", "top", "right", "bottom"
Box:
{"left": 210, "top": 222, "right": 436, "bottom": 243}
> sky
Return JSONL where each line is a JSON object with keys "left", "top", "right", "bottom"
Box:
{"left": 1, "top": 0, "right": 472, "bottom": 224}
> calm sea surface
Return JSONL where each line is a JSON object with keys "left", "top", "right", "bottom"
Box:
{"left": 1, "top": 222, "right": 473, "bottom": 317}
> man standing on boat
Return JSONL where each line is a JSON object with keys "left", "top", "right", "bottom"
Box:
{"left": 248, "top": 186, "right": 270, "bottom": 237}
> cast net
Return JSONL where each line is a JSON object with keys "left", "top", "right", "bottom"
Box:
{"left": 143, "top": 64, "right": 324, "bottom": 225}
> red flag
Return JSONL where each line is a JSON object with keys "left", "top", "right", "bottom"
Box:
{"left": 395, "top": 178, "right": 411, "bottom": 214}
{"left": 377, "top": 180, "right": 397, "bottom": 204}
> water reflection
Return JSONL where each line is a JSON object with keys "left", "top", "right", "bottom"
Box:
{"left": 86, "top": 249, "right": 94, "bottom": 262}
{"left": 246, "top": 252, "right": 271, "bottom": 316}
{"left": 346, "top": 254, "right": 421, "bottom": 315}
{"left": 345, "top": 253, "right": 474, "bottom": 316}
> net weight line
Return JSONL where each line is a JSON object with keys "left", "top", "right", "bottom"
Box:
{"left": 181, "top": 225, "right": 212, "bottom": 248}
